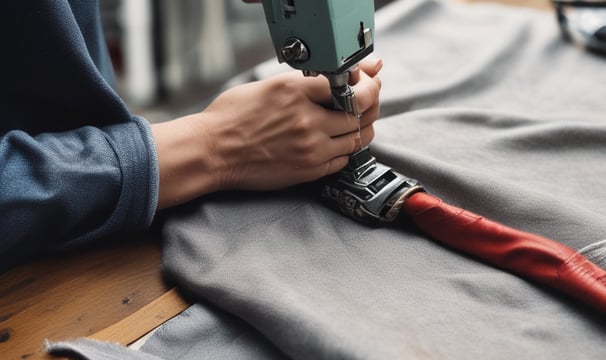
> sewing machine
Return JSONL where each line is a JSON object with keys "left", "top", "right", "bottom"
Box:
{"left": 256, "top": 0, "right": 424, "bottom": 224}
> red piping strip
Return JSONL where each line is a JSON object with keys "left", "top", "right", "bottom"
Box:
{"left": 402, "top": 192, "right": 606, "bottom": 313}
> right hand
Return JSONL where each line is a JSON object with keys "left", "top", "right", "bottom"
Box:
{"left": 151, "top": 58, "right": 382, "bottom": 209}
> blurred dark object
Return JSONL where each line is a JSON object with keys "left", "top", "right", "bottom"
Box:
{"left": 553, "top": 0, "right": 606, "bottom": 54}
{"left": 375, "top": 0, "right": 396, "bottom": 8}
{"left": 100, "top": 0, "right": 124, "bottom": 74}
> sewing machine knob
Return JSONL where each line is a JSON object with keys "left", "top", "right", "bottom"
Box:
{"left": 281, "top": 38, "right": 309, "bottom": 64}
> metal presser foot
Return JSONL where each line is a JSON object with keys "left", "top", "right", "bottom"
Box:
{"left": 320, "top": 146, "right": 425, "bottom": 224}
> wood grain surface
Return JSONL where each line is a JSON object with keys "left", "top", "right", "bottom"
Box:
{"left": 0, "top": 239, "right": 188, "bottom": 360}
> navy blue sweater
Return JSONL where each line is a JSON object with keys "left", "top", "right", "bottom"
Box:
{"left": 0, "top": 0, "right": 159, "bottom": 271}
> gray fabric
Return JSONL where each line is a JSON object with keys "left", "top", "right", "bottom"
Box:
{"left": 140, "top": 303, "right": 287, "bottom": 359}
{"left": 50, "top": 0, "right": 606, "bottom": 359}
{"left": 151, "top": 1, "right": 606, "bottom": 359}
{"left": 46, "top": 339, "right": 163, "bottom": 360}
{"left": 580, "top": 240, "right": 606, "bottom": 269}
{"left": 47, "top": 304, "right": 286, "bottom": 360}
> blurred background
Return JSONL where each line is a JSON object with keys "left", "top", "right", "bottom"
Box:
{"left": 99, "top": 0, "right": 398, "bottom": 123}
{"left": 100, "top": 0, "right": 269, "bottom": 122}
{"left": 99, "top": 0, "right": 552, "bottom": 122}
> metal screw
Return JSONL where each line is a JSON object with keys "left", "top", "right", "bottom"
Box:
{"left": 281, "top": 38, "right": 309, "bottom": 63}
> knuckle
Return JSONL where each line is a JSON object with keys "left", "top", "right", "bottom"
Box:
{"left": 294, "top": 138, "right": 321, "bottom": 165}
{"left": 327, "top": 157, "right": 348, "bottom": 175}
{"left": 293, "top": 115, "right": 314, "bottom": 133}
{"left": 268, "top": 78, "right": 302, "bottom": 106}
{"left": 363, "top": 106, "right": 379, "bottom": 124}
{"left": 351, "top": 135, "right": 360, "bottom": 153}
{"left": 374, "top": 76, "right": 382, "bottom": 91}
{"left": 361, "top": 126, "right": 375, "bottom": 145}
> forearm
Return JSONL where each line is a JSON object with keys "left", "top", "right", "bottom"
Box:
{"left": 0, "top": 119, "right": 157, "bottom": 271}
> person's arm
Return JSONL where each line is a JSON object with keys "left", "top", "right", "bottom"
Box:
{"left": 0, "top": 117, "right": 158, "bottom": 272}
{"left": 0, "top": 56, "right": 379, "bottom": 271}
{"left": 152, "top": 59, "right": 382, "bottom": 209}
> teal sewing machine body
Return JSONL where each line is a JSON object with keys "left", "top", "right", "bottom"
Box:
{"left": 260, "top": 0, "right": 375, "bottom": 75}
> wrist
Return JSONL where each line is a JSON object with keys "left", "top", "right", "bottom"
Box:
{"left": 151, "top": 114, "right": 220, "bottom": 209}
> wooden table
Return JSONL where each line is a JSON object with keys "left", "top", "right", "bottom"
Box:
{"left": 0, "top": 237, "right": 190, "bottom": 360}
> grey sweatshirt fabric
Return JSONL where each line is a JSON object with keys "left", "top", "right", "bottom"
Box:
{"left": 48, "top": 0, "right": 606, "bottom": 359}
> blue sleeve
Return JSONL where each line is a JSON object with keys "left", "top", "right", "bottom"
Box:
{"left": 0, "top": 1, "right": 161, "bottom": 271}
{"left": 0, "top": 117, "right": 159, "bottom": 272}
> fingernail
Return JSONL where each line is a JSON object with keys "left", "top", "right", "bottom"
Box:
{"left": 364, "top": 57, "right": 382, "bottom": 72}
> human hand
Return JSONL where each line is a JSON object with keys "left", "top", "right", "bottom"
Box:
{"left": 152, "top": 58, "right": 382, "bottom": 209}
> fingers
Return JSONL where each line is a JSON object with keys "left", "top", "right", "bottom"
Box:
{"left": 302, "top": 62, "right": 381, "bottom": 142}
{"left": 272, "top": 58, "right": 382, "bottom": 115}
{"left": 358, "top": 97, "right": 380, "bottom": 128}
{"left": 320, "top": 110, "right": 361, "bottom": 137}
{"left": 359, "top": 58, "right": 383, "bottom": 78}
{"left": 322, "top": 155, "right": 350, "bottom": 176}
{"left": 326, "top": 123, "right": 375, "bottom": 157}
{"left": 276, "top": 71, "right": 334, "bottom": 106}
{"left": 348, "top": 58, "right": 383, "bottom": 85}
{"left": 290, "top": 119, "right": 376, "bottom": 183}
{"left": 353, "top": 58, "right": 383, "bottom": 118}
{"left": 267, "top": 61, "right": 380, "bottom": 163}
{"left": 348, "top": 65, "right": 361, "bottom": 86}
{"left": 320, "top": 106, "right": 378, "bottom": 139}
{"left": 352, "top": 69, "right": 381, "bottom": 119}
{"left": 359, "top": 123, "right": 375, "bottom": 147}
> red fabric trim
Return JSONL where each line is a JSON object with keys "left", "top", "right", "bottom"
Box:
{"left": 403, "top": 192, "right": 606, "bottom": 313}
